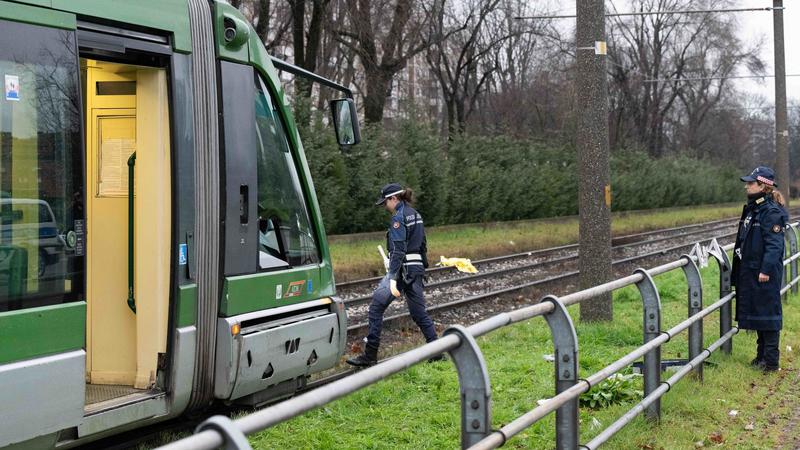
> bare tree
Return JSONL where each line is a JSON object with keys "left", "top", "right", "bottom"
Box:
{"left": 334, "top": 0, "right": 441, "bottom": 124}
{"left": 472, "top": 1, "right": 571, "bottom": 139}
{"left": 426, "top": 0, "right": 511, "bottom": 138}
{"left": 607, "top": 0, "right": 719, "bottom": 155}
{"left": 674, "top": 22, "right": 765, "bottom": 155}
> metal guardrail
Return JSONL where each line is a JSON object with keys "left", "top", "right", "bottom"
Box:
{"left": 159, "top": 223, "right": 800, "bottom": 450}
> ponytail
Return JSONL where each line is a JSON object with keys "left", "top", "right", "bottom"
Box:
{"left": 772, "top": 189, "right": 786, "bottom": 207}
{"left": 764, "top": 185, "right": 786, "bottom": 206}
{"left": 397, "top": 187, "right": 415, "bottom": 206}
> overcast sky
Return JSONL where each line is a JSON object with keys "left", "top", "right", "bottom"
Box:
{"left": 737, "top": 0, "right": 800, "bottom": 105}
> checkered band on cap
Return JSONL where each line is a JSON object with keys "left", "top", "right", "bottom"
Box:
{"left": 756, "top": 175, "right": 774, "bottom": 186}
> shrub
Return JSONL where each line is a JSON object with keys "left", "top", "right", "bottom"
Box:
{"left": 301, "top": 119, "right": 743, "bottom": 234}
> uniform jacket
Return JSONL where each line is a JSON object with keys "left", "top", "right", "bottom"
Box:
{"left": 386, "top": 202, "right": 427, "bottom": 280}
{"left": 732, "top": 194, "right": 788, "bottom": 330}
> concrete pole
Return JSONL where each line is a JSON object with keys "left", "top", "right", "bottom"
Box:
{"left": 774, "top": 0, "right": 790, "bottom": 204}
{"left": 576, "top": 0, "right": 613, "bottom": 322}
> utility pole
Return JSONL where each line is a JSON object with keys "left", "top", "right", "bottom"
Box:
{"left": 577, "top": 0, "right": 613, "bottom": 322}
{"left": 774, "top": 0, "right": 790, "bottom": 204}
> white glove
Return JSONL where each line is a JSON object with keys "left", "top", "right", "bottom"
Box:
{"left": 378, "top": 245, "right": 390, "bottom": 272}
{"left": 389, "top": 279, "right": 401, "bottom": 297}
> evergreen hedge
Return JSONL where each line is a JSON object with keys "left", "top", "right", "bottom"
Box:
{"left": 301, "top": 119, "right": 743, "bottom": 235}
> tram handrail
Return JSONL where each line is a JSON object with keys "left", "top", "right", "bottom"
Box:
{"left": 158, "top": 222, "right": 800, "bottom": 450}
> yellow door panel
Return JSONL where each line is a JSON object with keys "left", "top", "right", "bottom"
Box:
{"left": 82, "top": 59, "right": 171, "bottom": 390}
{"left": 133, "top": 68, "right": 171, "bottom": 389}
{"left": 88, "top": 110, "right": 137, "bottom": 385}
{"left": 84, "top": 59, "right": 139, "bottom": 385}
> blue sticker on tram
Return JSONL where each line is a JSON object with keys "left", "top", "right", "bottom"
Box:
{"left": 307, "top": 279, "right": 313, "bottom": 293}
{"left": 179, "top": 244, "right": 188, "bottom": 265}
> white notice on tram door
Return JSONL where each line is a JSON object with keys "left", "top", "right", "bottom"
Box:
{"left": 99, "top": 138, "right": 135, "bottom": 197}
{"left": 5, "top": 75, "right": 20, "bottom": 101}
{"left": 275, "top": 284, "right": 283, "bottom": 299}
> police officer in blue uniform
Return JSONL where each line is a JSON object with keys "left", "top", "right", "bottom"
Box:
{"left": 347, "top": 183, "right": 441, "bottom": 366}
{"left": 733, "top": 166, "right": 789, "bottom": 372}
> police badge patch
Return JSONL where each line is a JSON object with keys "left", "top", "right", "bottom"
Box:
{"left": 773, "top": 224, "right": 782, "bottom": 233}
{"left": 393, "top": 221, "right": 400, "bottom": 229}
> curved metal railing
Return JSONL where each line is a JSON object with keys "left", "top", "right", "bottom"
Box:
{"left": 158, "top": 223, "right": 800, "bottom": 450}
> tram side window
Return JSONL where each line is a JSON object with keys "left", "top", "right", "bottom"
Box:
{"left": 0, "top": 20, "right": 84, "bottom": 312}
{"left": 254, "top": 73, "right": 320, "bottom": 270}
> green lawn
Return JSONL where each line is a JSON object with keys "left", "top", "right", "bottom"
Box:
{"left": 329, "top": 203, "right": 749, "bottom": 281}
{"left": 250, "top": 260, "right": 800, "bottom": 449}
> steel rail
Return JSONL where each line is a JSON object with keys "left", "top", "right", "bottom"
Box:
{"left": 159, "top": 297, "right": 559, "bottom": 450}
{"left": 157, "top": 223, "right": 800, "bottom": 450}
{"left": 158, "top": 336, "right": 464, "bottom": 450}
{"left": 470, "top": 292, "right": 737, "bottom": 450}
{"left": 348, "top": 217, "right": 800, "bottom": 331}
{"left": 341, "top": 222, "right": 739, "bottom": 306}
{"left": 469, "top": 229, "right": 798, "bottom": 450}
{"left": 299, "top": 223, "right": 767, "bottom": 400}
{"left": 581, "top": 328, "right": 739, "bottom": 449}
{"left": 335, "top": 215, "right": 745, "bottom": 290}
{"left": 318, "top": 224, "right": 791, "bottom": 398}
{"left": 347, "top": 231, "right": 736, "bottom": 332}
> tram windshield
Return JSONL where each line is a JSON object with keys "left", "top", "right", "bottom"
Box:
{"left": 0, "top": 20, "right": 84, "bottom": 312}
{"left": 254, "top": 73, "right": 320, "bottom": 270}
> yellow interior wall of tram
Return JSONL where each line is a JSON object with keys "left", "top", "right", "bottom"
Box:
{"left": 83, "top": 60, "right": 171, "bottom": 389}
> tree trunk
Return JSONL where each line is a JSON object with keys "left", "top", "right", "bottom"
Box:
{"left": 289, "top": 0, "right": 329, "bottom": 126}
{"left": 254, "top": 0, "right": 272, "bottom": 42}
{"left": 364, "top": 69, "right": 392, "bottom": 124}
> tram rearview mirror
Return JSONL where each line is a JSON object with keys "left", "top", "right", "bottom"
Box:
{"left": 330, "top": 98, "right": 361, "bottom": 146}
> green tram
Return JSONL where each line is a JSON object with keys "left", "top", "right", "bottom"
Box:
{"left": 0, "top": 1, "right": 360, "bottom": 448}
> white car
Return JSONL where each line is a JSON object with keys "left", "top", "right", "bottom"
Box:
{"left": 0, "top": 198, "right": 67, "bottom": 278}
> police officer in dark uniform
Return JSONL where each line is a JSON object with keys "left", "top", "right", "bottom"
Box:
{"left": 347, "top": 183, "right": 441, "bottom": 366}
{"left": 733, "top": 166, "right": 789, "bottom": 372}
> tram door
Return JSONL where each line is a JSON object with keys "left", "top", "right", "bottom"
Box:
{"left": 83, "top": 59, "right": 171, "bottom": 395}
{"left": 84, "top": 60, "right": 136, "bottom": 387}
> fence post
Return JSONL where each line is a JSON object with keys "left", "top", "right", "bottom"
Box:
{"left": 634, "top": 269, "right": 661, "bottom": 421}
{"left": 782, "top": 226, "right": 795, "bottom": 302}
{"left": 443, "top": 325, "right": 492, "bottom": 449}
{"left": 786, "top": 223, "right": 798, "bottom": 297}
{"left": 711, "top": 249, "right": 734, "bottom": 355}
{"left": 195, "top": 415, "right": 252, "bottom": 450}
{"left": 680, "top": 255, "right": 703, "bottom": 381}
{"left": 541, "top": 295, "right": 580, "bottom": 450}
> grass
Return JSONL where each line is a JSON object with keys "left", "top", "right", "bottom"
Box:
{"left": 249, "top": 259, "right": 800, "bottom": 449}
{"left": 328, "top": 202, "right": 749, "bottom": 281}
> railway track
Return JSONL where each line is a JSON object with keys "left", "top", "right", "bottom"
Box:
{"left": 337, "top": 219, "right": 743, "bottom": 306}
{"left": 344, "top": 226, "right": 741, "bottom": 336}
{"left": 340, "top": 212, "right": 793, "bottom": 336}
{"left": 333, "top": 215, "right": 745, "bottom": 293}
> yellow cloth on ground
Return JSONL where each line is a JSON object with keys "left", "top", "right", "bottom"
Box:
{"left": 437, "top": 256, "right": 478, "bottom": 273}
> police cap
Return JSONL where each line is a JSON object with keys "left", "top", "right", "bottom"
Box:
{"left": 740, "top": 166, "right": 777, "bottom": 187}
{"left": 375, "top": 182, "right": 405, "bottom": 205}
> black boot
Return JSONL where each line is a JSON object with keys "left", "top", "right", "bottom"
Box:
{"left": 427, "top": 353, "right": 447, "bottom": 363}
{"left": 346, "top": 345, "right": 378, "bottom": 367}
